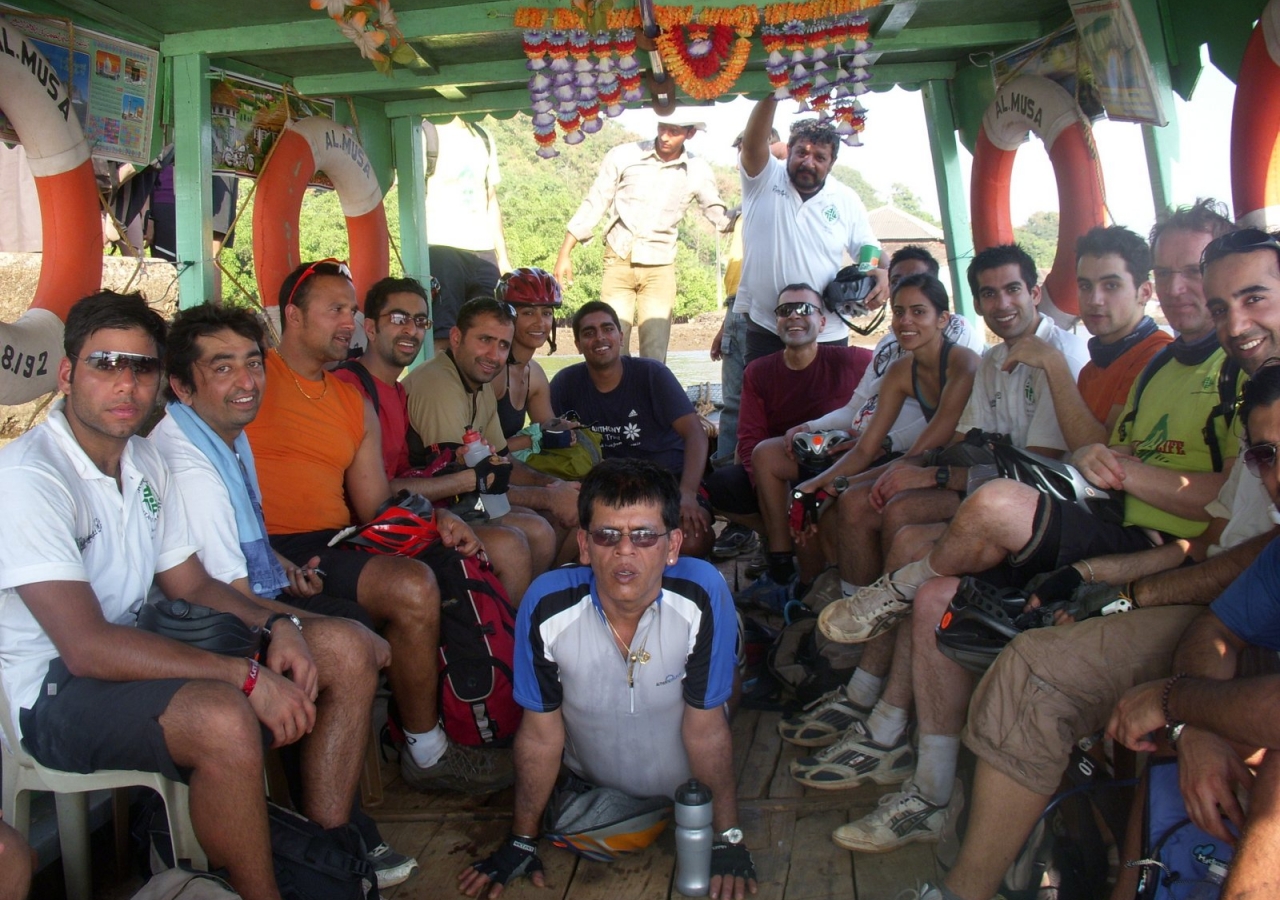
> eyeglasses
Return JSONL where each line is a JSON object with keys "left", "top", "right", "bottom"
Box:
{"left": 1244, "top": 441, "right": 1280, "bottom": 476}
{"left": 382, "top": 311, "right": 432, "bottom": 330}
{"left": 588, "top": 528, "right": 670, "bottom": 548}
{"left": 774, "top": 301, "right": 820, "bottom": 318}
{"left": 1153, "top": 265, "right": 1203, "bottom": 283}
{"left": 284, "top": 258, "right": 353, "bottom": 308}
{"left": 78, "top": 351, "right": 161, "bottom": 379}
{"left": 1200, "top": 229, "right": 1280, "bottom": 274}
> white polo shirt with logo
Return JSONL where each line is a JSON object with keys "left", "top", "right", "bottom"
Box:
{"left": 734, "top": 154, "right": 878, "bottom": 342}
{"left": 0, "top": 401, "right": 197, "bottom": 742}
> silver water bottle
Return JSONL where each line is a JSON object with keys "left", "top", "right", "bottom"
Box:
{"left": 674, "top": 778, "right": 714, "bottom": 897}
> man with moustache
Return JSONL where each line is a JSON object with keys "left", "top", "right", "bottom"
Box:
{"left": 245, "top": 261, "right": 511, "bottom": 794}
{"left": 549, "top": 301, "right": 715, "bottom": 558}
{"left": 554, "top": 117, "right": 730, "bottom": 363}
{"left": 735, "top": 98, "right": 888, "bottom": 363}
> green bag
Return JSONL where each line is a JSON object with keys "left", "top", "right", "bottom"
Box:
{"left": 522, "top": 428, "right": 603, "bottom": 481}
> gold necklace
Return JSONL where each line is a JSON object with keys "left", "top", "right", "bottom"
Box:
{"left": 601, "top": 609, "right": 651, "bottom": 685}
{"left": 277, "top": 351, "right": 328, "bottom": 401}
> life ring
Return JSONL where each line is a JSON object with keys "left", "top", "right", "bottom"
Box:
{"left": 252, "top": 116, "right": 389, "bottom": 323}
{"left": 0, "top": 16, "right": 102, "bottom": 404}
{"left": 1231, "top": 0, "right": 1280, "bottom": 229}
{"left": 971, "top": 75, "right": 1106, "bottom": 319}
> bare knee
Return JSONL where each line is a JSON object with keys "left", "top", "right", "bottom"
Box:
{"left": 162, "top": 681, "right": 264, "bottom": 772}
{"left": 913, "top": 576, "right": 961, "bottom": 637}
{"left": 307, "top": 617, "right": 379, "bottom": 694}
{"left": 358, "top": 557, "right": 440, "bottom": 629}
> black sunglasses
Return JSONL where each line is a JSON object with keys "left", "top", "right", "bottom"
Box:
{"left": 1244, "top": 441, "right": 1280, "bottom": 476}
{"left": 382, "top": 311, "right": 432, "bottom": 330}
{"left": 588, "top": 528, "right": 670, "bottom": 548}
{"left": 1200, "top": 229, "right": 1280, "bottom": 274}
{"left": 79, "top": 350, "right": 161, "bottom": 378}
{"left": 774, "top": 301, "right": 820, "bottom": 318}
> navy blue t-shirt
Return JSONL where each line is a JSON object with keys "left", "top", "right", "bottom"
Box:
{"left": 550, "top": 357, "right": 694, "bottom": 473}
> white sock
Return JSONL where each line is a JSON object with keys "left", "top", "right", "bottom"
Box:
{"left": 914, "top": 733, "right": 960, "bottom": 806}
{"left": 844, "top": 668, "right": 883, "bottom": 708}
{"left": 840, "top": 579, "right": 860, "bottom": 596}
{"left": 404, "top": 725, "right": 449, "bottom": 768}
{"left": 892, "top": 556, "right": 940, "bottom": 599}
{"left": 865, "top": 699, "right": 909, "bottom": 747}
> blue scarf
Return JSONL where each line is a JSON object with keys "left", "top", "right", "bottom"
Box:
{"left": 166, "top": 402, "right": 290, "bottom": 598}
{"left": 1086, "top": 316, "right": 1160, "bottom": 369}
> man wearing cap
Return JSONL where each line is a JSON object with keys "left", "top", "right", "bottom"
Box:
{"left": 554, "top": 118, "right": 732, "bottom": 363}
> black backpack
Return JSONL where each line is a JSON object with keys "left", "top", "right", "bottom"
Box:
{"left": 268, "top": 802, "right": 379, "bottom": 900}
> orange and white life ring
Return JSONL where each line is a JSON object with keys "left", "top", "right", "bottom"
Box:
{"left": 253, "top": 116, "right": 389, "bottom": 324}
{"left": 1231, "top": 0, "right": 1280, "bottom": 229}
{"left": 971, "top": 75, "right": 1106, "bottom": 320}
{"left": 0, "top": 15, "right": 103, "bottom": 404}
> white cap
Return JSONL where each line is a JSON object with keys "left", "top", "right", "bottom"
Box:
{"left": 662, "top": 114, "right": 707, "bottom": 132}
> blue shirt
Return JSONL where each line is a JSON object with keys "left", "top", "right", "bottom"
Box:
{"left": 1212, "top": 535, "right": 1280, "bottom": 650}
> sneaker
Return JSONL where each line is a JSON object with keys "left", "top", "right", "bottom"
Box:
{"left": 790, "top": 720, "right": 915, "bottom": 790}
{"left": 803, "top": 567, "right": 846, "bottom": 613}
{"left": 818, "top": 574, "right": 915, "bottom": 644}
{"left": 735, "top": 572, "right": 795, "bottom": 614}
{"left": 831, "top": 778, "right": 963, "bottom": 853}
{"left": 367, "top": 842, "right": 420, "bottom": 888}
{"left": 777, "top": 688, "right": 871, "bottom": 747}
{"left": 399, "top": 741, "right": 515, "bottom": 794}
{"left": 713, "top": 523, "right": 758, "bottom": 559}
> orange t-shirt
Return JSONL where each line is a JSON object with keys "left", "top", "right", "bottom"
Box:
{"left": 1076, "top": 329, "right": 1173, "bottom": 426}
{"left": 245, "top": 349, "right": 366, "bottom": 534}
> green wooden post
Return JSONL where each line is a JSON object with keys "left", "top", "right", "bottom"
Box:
{"left": 1130, "top": 0, "right": 1181, "bottom": 216}
{"left": 171, "top": 52, "right": 214, "bottom": 308}
{"left": 922, "top": 78, "right": 976, "bottom": 324}
{"left": 392, "top": 115, "right": 434, "bottom": 362}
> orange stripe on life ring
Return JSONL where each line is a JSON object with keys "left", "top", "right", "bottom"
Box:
{"left": 1231, "top": 0, "right": 1280, "bottom": 229}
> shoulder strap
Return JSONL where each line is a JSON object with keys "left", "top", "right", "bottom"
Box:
{"left": 1204, "top": 357, "right": 1242, "bottom": 473}
{"left": 334, "top": 359, "right": 379, "bottom": 416}
{"left": 1117, "top": 344, "right": 1177, "bottom": 441}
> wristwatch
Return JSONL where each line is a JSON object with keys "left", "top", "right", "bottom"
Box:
{"left": 1165, "top": 722, "right": 1186, "bottom": 745}
{"left": 265, "top": 613, "right": 303, "bottom": 636}
{"left": 935, "top": 465, "right": 951, "bottom": 489}
{"left": 718, "top": 827, "right": 744, "bottom": 845}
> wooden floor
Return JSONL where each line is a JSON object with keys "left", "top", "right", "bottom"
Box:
{"left": 369, "top": 707, "right": 942, "bottom": 900}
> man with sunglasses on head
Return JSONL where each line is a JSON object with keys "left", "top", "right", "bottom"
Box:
{"left": 403, "top": 296, "right": 584, "bottom": 562}
{"left": 0, "top": 291, "right": 365, "bottom": 900}
{"left": 245, "top": 260, "right": 513, "bottom": 796}
{"left": 334, "top": 276, "right": 553, "bottom": 603}
{"left": 705, "top": 283, "right": 870, "bottom": 605}
{"left": 550, "top": 301, "right": 716, "bottom": 557}
{"left": 458, "top": 459, "right": 755, "bottom": 900}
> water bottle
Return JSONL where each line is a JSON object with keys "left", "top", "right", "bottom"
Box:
{"left": 461, "top": 429, "right": 510, "bottom": 518}
{"left": 674, "top": 778, "right": 713, "bottom": 897}
{"left": 1186, "top": 859, "right": 1229, "bottom": 900}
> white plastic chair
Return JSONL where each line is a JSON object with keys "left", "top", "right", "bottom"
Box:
{"left": 0, "top": 683, "right": 206, "bottom": 900}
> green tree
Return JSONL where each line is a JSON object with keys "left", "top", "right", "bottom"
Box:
{"left": 828, "top": 164, "right": 882, "bottom": 208}
{"left": 891, "top": 182, "right": 941, "bottom": 226}
{"left": 1014, "top": 211, "right": 1060, "bottom": 271}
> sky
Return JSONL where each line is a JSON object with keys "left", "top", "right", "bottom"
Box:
{"left": 609, "top": 60, "right": 1236, "bottom": 239}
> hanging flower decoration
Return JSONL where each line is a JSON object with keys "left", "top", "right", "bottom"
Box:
{"left": 313, "top": 0, "right": 417, "bottom": 75}
{"left": 652, "top": 6, "right": 758, "bottom": 102}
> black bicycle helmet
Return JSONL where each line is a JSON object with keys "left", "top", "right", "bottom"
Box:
{"left": 137, "top": 598, "right": 261, "bottom": 657}
{"left": 934, "top": 576, "right": 1055, "bottom": 674}
{"left": 822, "top": 266, "right": 885, "bottom": 335}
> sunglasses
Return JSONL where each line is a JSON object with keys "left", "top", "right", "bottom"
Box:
{"left": 588, "top": 528, "right": 670, "bottom": 548}
{"left": 285, "top": 258, "right": 353, "bottom": 307}
{"left": 382, "top": 311, "right": 432, "bottom": 330}
{"left": 78, "top": 350, "right": 161, "bottom": 378}
{"left": 1200, "top": 229, "right": 1280, "bottom": 274}
{"left": 1244, "top": 441, "right": 1280, "bottom": 476}
{"left": 774, "top": 301, "right": 820, "bottom": 318}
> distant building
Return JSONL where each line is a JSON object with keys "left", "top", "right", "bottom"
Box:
{"left": 867, "top": 204, "right": 951, "bottom": 292}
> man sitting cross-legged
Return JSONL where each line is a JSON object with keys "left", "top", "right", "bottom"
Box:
{"left": 0, "top": 292, "right": 374, "bottom": 900}
{"left": 244, "top": 259, "right": 511, "bottom": 794}
{"left": 457, "top": 459, "right": 756, "bottom": 900}
{"left": 148, "top": 302, "right": 417, "bottom": 887}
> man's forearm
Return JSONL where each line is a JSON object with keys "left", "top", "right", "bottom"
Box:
{"left": 511, "top": 724, "right": 564, "bottom": 836}
{"left": 1045, "top": 358, "right": 1107, "bottom": 450}
{"left": 511, "top": 457, "right": 556, "bottom": 487}
{"left": 1133, "top": 529, "right": 1276, "bottom": 608}
{"left": 1081, "top": 540, "right": 1190, "bottom": 593}
{"left": 684, "top": 707, "right": 740, "bottom": 832}
{"left": 1117, "top": 456, "right": 1227, "bottom": 522}
{"left": 1165, "top": 675, "right": 1280, "bottom": 748}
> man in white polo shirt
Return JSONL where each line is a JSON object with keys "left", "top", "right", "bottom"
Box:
{"left": 735, "top": 97, "right": 889, "bottom": 363}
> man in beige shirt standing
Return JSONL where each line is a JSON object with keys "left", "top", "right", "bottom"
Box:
{"left": 554, "top": 117, "right": 731, "bottom": 363}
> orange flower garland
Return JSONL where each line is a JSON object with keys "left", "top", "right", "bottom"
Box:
{"left": 653, "top": 5, "right": 758, "bottom": 101}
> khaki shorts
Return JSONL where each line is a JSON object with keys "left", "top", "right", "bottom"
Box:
{"left": 962, "top": 605, "right": 1203, "bottom": 795}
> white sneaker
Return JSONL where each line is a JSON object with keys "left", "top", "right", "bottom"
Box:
{"left": 818, "top": 574, "right": 915, "bottom": 643}
{"left": 790, "top": 720, "right": 915, "bottom": 790}
{"left": 777, "top": 688, "right": 872, "bottom": 747}
{"left": 832, "top": 777, "right": 963, "bottom": 853}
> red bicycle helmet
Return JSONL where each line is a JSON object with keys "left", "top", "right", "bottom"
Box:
{"left": 497, "top": 267, "right": 562, "bottom": 352}
{"left": 428, "top": 275, "right": 442, "bottom": 305}
{"left": 333, "top": 490, "right": 440, "bottom": 557}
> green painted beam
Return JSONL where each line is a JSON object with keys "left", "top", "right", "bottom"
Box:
{"left": 171, "top": 53, "right": 215, "bottom": 308}
{"left": 1131, "top": 0, "right": 1180, "bottom": 215}
{"left": 391, "top": 115, "right": 435, "bottom": 362}
{"left": 334, "top": 97, "right": 396, "bottom": 196}
{"left": 437, "top": 85, "right": 468, "bottom": 101}
{"left": 921, "top": 78, "right": 975, "bottom": 324}
{"left": 874, "top": 2, "right": 919, "bottom": 39}
{"left": 384, "top": 61, "right": 958, "bottom": 118}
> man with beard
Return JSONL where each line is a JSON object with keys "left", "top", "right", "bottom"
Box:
{"left": 550, "top": 301, "right": 714, "bottom": 558}
{"left": 334, "top": 277, "right": 553, "bottom": 601}
{"left": 735, "top": 98, "right": 888, "bottom": 363}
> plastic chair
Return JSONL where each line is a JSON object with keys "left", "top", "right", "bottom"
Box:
{"left": 0, "top": 683, "right": 206, "bottom": 900}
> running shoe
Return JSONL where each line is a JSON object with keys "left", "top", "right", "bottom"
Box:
{"left": 399, "top": 741, "right": 514, "bottom": 794}
{"left": 790, "top": 720, "right": 915, "bottom": 789}
{"left": 734, "top": 572, "right": 795, "bottom": 614}
{"left": 713, "top": 523, "right": 758, "bottom": 559}
{"left": 831, "top": 778, "right": 963, "bottom": 853}
{"left": 367, "top": 842, "right": 420, "bottom": 888}
{"left": 818, "top": 574, "right": 915, "bottom": 644}
{"left": 777, "top": 688, "right": 872, "bottom": 747}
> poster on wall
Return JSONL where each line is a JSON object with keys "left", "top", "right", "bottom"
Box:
{"left": 0, "top": 10, "right": 158, "bottom": 165}
{"left": 1068, "top": 0, "right": 1167, "bottom": 125}
{"left": 210, "top": 69, "right": 335, "bottom": 186}
{"left": 992, "top": 27, "right": 1105, "bottom": 121}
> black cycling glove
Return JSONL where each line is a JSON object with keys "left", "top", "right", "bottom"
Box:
{"left": 474, "top": 456, "right": 512, "bottom": 494}
{"left": 711, "top": 841, "right": 757, "bottom": 883}
{"left": 1023, "top": 565, "right": 1085, "bottom": 605}
{"left": 470, "top": 833, "right": 544, "bottom": 885}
